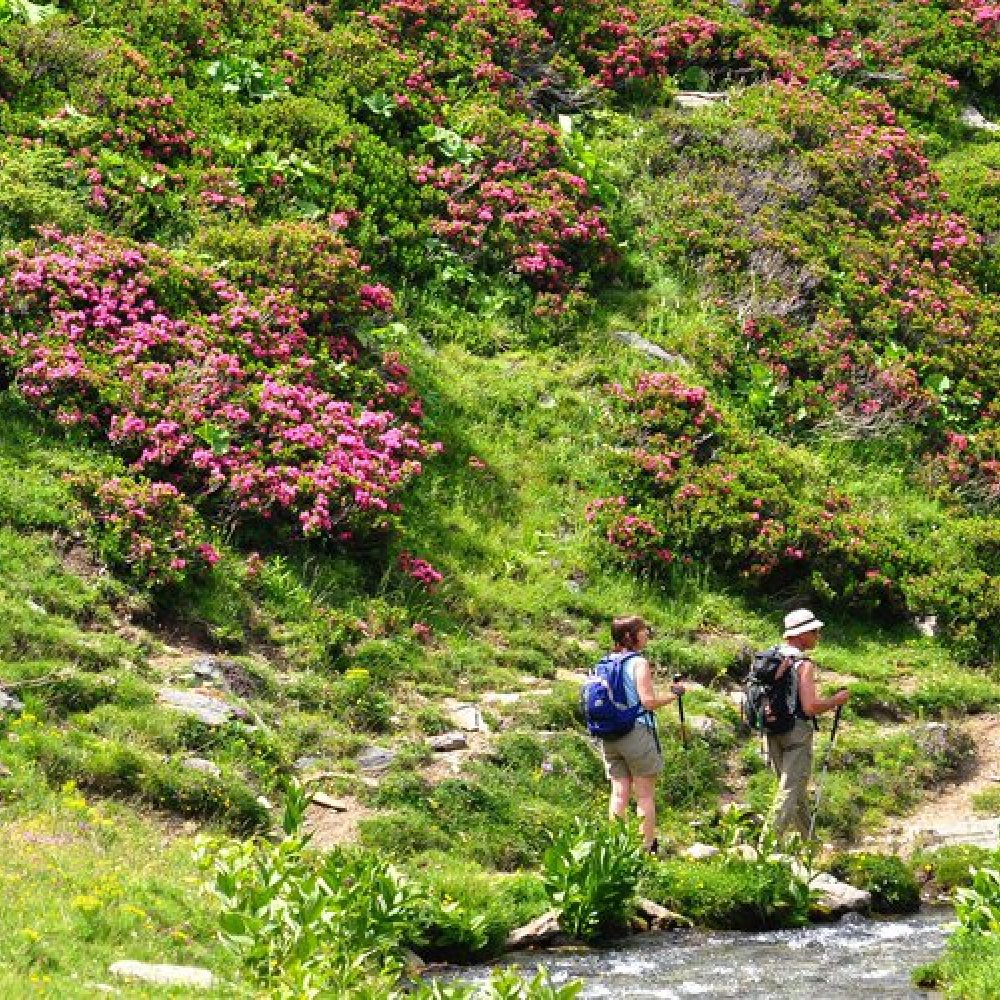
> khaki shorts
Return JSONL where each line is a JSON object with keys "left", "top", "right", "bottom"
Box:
{"left": 601, "top": 724, "right": 663, "bottom": 779}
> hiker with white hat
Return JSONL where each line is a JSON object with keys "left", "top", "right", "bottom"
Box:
{"left": 765, "top": 608, "right": 849, "bottom": 838}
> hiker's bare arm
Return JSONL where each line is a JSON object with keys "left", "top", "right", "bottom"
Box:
{"left": 635, "top": 658, "right": 682, "bottom": 711}
{"left": 797, "top": 660, "right": 849, "bottom": 717}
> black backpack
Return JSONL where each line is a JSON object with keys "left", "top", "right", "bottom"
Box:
{"left": 742, "top": 647, "right": 801, "bottom": 735}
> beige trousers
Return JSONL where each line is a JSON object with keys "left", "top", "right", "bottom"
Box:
{"left": 766, "top": 719, "right": 814, "bottom": 838}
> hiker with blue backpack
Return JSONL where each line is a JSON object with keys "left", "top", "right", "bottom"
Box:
{"left": 582, "top": 614, "right": 685, "bottom": 855}
{"left": 743, "top": 609, "right": 850, "bottom": 839}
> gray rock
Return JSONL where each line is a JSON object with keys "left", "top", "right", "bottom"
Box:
{"left": 109, "top": 961, "right": 215, "bottom": 988}
{"left": 357, "top": 746, "right": 397, "bottom": 773}
{"left": 0, "top": 691, "right": 25, "bottom": 714}
{"left": 294, "top": 756, "right": 324, "bottom": 772}
{"left": 25, "top": 599, "right": 47, "bottom": 615}
{"left": 611, "top": 329, "right": 689, "bottom": 365}
{"left": 914, "top": 614, "right": 938, "bottom": 638}
{"left": 311, "top": 792, "right": 349, "bottom": 811}
{"left": 504, "top": 910, "right": 563, "bottom": 950}
{"left": 449, "top": 704, "right": 489, "bottom": 733}
{"left": 181, "top": 757, "right": 221, "bottom": 778}
{"left": 427, "top": 732, "right": 468, "bottom": 752}
{"left": 157, "top": 688, "right": 245, "bottom": 727}
{"left": 917, "top": 817, "right": 1000, "bottom": 850}
{"left": 191, "top": 656, "right": 224, "bottom": 681}
{"left": 635, "top": 897, "right": 692, "bottom": 930}
{"left": 683, "top": 842, "right": 721, "bottom": 861}
{"left": 674, "top": 91, "right": 728, "bottom": 111}
{"left": 0, "top": 762, "right": 11, "bottom": 778}
{"left": 962, "top": 106, "right": 1000, "bottom": 132}
{"left": 809, "top": 873, "right": 872, "bottom": 921}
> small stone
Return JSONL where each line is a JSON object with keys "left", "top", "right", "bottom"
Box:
{"left": 294, "top": 756, "right": 324, "bottom": 772}
{"left": 674, "top": 91, "right": 728, "bottom": 111}
{"left": 0, "top": 691, "right": 25, "bottom": 715}
{"left": 449, "top": 704, "right": 488, "bottom": 733}
{"left": 157, "top": 688, "right": 244, "bottom": 727}
{"left": 0, "top": 762, "right": 12, "bottom": 778}
{"left": 635, "top": 898, "right": 692, "bottom": 930}
{"left": 256, "top": 795, "right": 274, "bottom": 811}
{"left": 914, "top": 614, "right": 938, "bottom": 638}
{"left": 311, "top": 792, "right": 349, "bottom": 811}
{"left": 962, "top": 106, "right": 1000, "bottom": 132}
{"left": 25, "top": 599, "right": 47, "bottom": 615}
{"left": 683, "top": 842, "right": 720, "bottom": 861}
{"left": 504, "top": 910, "right": 563, "bottom": 950}
{"left": 357, "top": 746, "right": 397, "bottom": 773}
{"left": 427, "top": 732, "right": 468, "bottom": 752}
{"left": 727, "top": 844, "right": 759, "bottom": 861}
{"left": 191, "top": 656, "right": 223, "bottom": 681}
{"left": 109, "top": 961, "right": 214, "bottom": 988}
{"left": 611, "top": 329, "right": 689, "bottom": 364}
{"left": 181, "top": 757, "right": 221, "bottom": 778}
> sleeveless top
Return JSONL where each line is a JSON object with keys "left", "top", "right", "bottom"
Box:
{"left": 618, "top": 652, "right": 656, "bottom": 730}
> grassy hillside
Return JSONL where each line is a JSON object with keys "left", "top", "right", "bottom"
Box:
{"left": 2, "top": 0, "right": 1000, "bottom": 994}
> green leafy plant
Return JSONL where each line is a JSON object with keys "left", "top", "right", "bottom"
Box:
{"left": 207, "top": 56, "right": 289, "bottom": 103}
{"left": 541, "top": 817, "right": 646, "bottom": 941}
{"left": 826, "top": 853, "right": 920, "bottom": 914}
{"left": 955, "top": 862, "right": 1000, "bottom": 938}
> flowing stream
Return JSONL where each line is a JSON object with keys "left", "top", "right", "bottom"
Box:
{"left": 461, "top": 911, "right": 951, "bottom": 998}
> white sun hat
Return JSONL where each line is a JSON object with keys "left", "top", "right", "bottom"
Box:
{"left": 783, "top": 608, "right": 824, "bottom": 638}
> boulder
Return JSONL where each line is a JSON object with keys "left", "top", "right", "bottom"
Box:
{"left": 427, "top": 732, "right": 468, "bottom": 752}
{"left": 191, "top": 656, "right": 224, "bottom": 682}
{"left": 504, "top": 910, "right": 563, "bottom": 951}
{"left": 917, "top": 817, "right": 1000, "bottom": 850}
{"left": 808, "top": 873, "right": 872, "bottom": 921}
{"left": 109, "top": 962, "right": 215, "bottom": 988}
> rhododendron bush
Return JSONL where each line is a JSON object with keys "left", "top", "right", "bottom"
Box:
{"left": 588, "top": 372, "right": 916, "bottom": 611}
{"left": 0, "top": 229, "right": 437, "bottom": 582}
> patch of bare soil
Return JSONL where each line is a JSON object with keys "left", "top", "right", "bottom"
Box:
{"left": 304, "top": 799, "right": 375, "bottom": 850}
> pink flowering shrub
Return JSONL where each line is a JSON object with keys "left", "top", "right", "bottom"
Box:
{"left": 589, "top": 373, "right": 918, "bottom": 611}
{"left": 0, "top": 230, "right": 437, "bottom": 578}
{"left": 70, "top": 474, "right": 219, "bottom": 588}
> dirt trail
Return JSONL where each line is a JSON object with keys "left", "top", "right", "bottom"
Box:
{"left": 863, "top": 713, "right": 1000, "bottom": 852}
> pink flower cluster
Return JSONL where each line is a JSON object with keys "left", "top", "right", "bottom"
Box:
{"left": 397, "top": 551, "right": 444, "bottom": 590}
{"left": 0, "top": 230, "right": 438, "bottom": 561}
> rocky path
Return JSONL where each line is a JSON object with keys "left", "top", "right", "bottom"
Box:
{"left": 864, "top": 713, "right": 1000, "bottom": 853}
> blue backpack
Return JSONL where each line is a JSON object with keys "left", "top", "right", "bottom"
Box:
{"left": 580, "top": 652, "right": 645, "bottom": 740}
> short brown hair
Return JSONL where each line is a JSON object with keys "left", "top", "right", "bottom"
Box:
{"left": 612, "top": 615, "right": 646, "bottom": 648}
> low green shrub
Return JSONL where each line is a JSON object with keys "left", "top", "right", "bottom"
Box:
{"left": 826, "top": 853, "right": 921, "bottom": 914}
{"left": 642, "top": 857, "right": 810, "bottom": 930}
{"left": 541, "top": 818, "right": 647, "bottom": 941}
{"left": 913, "top": 845, "right": 992, "bottom": 894}
{"left": 972, "top": 787, "right": 1000, "bottom": 817}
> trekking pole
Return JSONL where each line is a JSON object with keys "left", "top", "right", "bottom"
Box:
{"left": 673, "top": 673, "right": 687, "bottom": 748}
{"left": 808, "top": 703, "right": 843, "bottom": 841}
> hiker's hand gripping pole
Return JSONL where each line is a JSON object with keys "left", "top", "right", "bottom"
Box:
{"left": 808, "top": 703, "right": 843, "bottom": 841}
{"left": 672, "top": 673, "right": 687, "bottom": 748}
